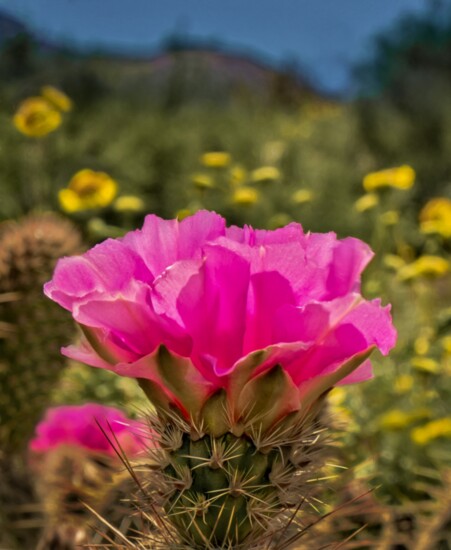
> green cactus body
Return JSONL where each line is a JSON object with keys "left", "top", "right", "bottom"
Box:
{"left": 0, "top": 213, "right": 82, "bottom": 452}
{"left": 140, "top": 405, "right": 327, "bottom": 550}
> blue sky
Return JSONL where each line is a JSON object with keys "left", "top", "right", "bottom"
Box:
{"left": 0, "top": 0, "right": 430, "bottom": 92}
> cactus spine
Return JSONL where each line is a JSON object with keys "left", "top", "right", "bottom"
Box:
{"left": 132, "top": 399, "right": 329, "bottom": 549}
{"left": 0, "top": 213, "right": 82, "bottom": 549}
{"left": 0, "top": 212, "right": 82, "bottom": 451}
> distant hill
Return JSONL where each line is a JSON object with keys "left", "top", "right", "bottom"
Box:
{"left": 0, "top": 11, "right": 28, "bottom": 45}
{"left": 85, "top": 47, "right": 323, "bottom": 104}
{"left": 0, "top": 8, "right": 326, "bottom": 104}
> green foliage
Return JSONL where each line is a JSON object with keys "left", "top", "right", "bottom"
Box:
{"left": 355, "top": 3, "right": 451, "bottom": 199}
{"left": 1, "top": 20, "right": 451, "bottom": 546}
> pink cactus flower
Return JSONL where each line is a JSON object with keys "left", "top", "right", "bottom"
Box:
{"left": 29, "top": 403, "right": 145, "bottom": 457}
{"left": 44, "top": 211, "right": 396, "bottom": 424}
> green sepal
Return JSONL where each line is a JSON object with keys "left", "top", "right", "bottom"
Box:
{"left": 155, "top": 346, "right": 212, "bottom": 417}
{"left": 79, "top": 324, "right": 118, "bottom": 365}
{"left": 236, "top": 364, "right": 301, "bottom": 432}
{"left": 200, "top": 389, "right": 230, "bottom": 437}
{"left": 297, "top": 346, "right": 375, "bottom": 410}
{"left": 137, "top": 378, "right": 172, "bottom": 413}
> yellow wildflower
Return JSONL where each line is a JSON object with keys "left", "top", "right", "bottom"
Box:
{"left": 13, "top": 97, "right": 61, "bottom": 137}
{"left": 292, "top": 189, "right": 313, "bottom": 204}
{"left": 113, "top": 195, "right": 145, "bottom": 213}
{"left": 191, "top": 173, "right": 214, "bottom": 190}
{"left": 411, "top": 356, "right": 440, "bottom": 374}
{"left": 59, "top": 169, "right": 118, "bottom": 213}
{"left": 176, "top": 208, "right": 193, "bottom": 221}
{"left": 363, "top": 165, "right": 415, "bottom": 192}
{"left": 383, "top": 254, "right": 406, "bottom": 271}
{"left": 354, "top": 193, "right": 379, "bottom": 213}
{"left": 394, "top": 374, "right": 414, "bottom": 394}
{"left": 41, "top": 86, "right": 73, "bottom": 112}
{"left": 380, "top": 210, "right": 400, "bottom": 225}
{"left": 441, "top": 335, "right": 451, "bottom": 354}
{"left": 268, "top": 213, "right": 292, "bottom": 229}
{"left": 411, "top": 418, "right": 451, "bottom": 445}
{"left": 380, "top": 408, "right": 431, "bottom": 430}
{"left": 398, "top": 255, "right": 449, "bottom": 281}
{"left": 200, "top": 151, "right": 231, "bottom": 168}
{"left": 419, "top": 197, "right": 451, "bottom": 238}
{"left": 232, "top": 187, "right": 259, "bottom": 206}
{"left": 379, "top": 410, "right": 413, "bottom": 430}
{"left": 328, "top": 387, "right": 346, "bottom": 407}
{"left": 229, "top": 165, "right": 247, "bottom": 186}
{"left": 251, "top": 166, "right": 281, "bottom": 184}
{"left": 414, "top": 333, "right": 432, "bottom": 356}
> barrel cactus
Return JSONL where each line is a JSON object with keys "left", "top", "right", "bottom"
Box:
{"left": 0, "top": 212, "right": 82, "bottom": 549}
{"left": 44, "top": 210, "right": 396, "bottom": 548}
{"left": 0, "top": 212, "right": 82, "bottom": 451}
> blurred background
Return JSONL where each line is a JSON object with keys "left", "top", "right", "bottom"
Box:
{"left": 0, "top": 0, "right": 451, "bottom": 548}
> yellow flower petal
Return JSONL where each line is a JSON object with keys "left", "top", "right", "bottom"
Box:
{"left": 200, "top": 151, "right": 231, "bottom": 168}
{"left": 41, "top": 86, "right": 73, "bottom": 112}
{"left": 59, "top": 169, "right": 118, "bottom": 212}
{"left": 380, "top": 408, "right": 431, "bottom": 430}
{"left": 363, "top": 165, "right": 415, "bottom": 192}
{"left": 268, "top": 213, "right": 292, "bottom": 229}
{"left": 191, "top": 173, "right": 214, "bottom": 190}
{"left": 414, "top": 334, "right": 431, "bottom": 356}
{"left": 441, "top": 335, "right": 451, "bottom": 354}
{"left": 394, "top": 375, "right": 414, "bottom": 394}
{"left": 58, "top": 189, "right": 81, "bottom": 213}
{"left": 379, "top": 410, "right": 413, "bottom": 430}
{"left": 411, "top": 418, "right": 451, "bottom": 445}
{"left": 113, "top": 195, "right": 145, "bottom": 213}
{"left": 176, "top": 208, "right": 193, "bottom": 221}
{"left": 354, "top": 193, "right": 379, "bottom": 212}
{"left": 251, "top": 166, "right": 281, "bottom": 183}
{"left": 411, "top": 356, "right": 440, "bottom": 374}
{"left": 398, "top": 255, "right": 449, "bottom": 281}
{"left": 383, "top": 254, "right": 406, "bottom": 271}
{"left": 13, "top": 97, "right": 62, "bottom": 137}
{"left": 292, "top": 189, "right": 313, "bottom": 204}
{"left": 419, "top": 197, "right": 451, "bottom": 238}
{"left": 232, "top": 187, "right": 259, "bottom": 205}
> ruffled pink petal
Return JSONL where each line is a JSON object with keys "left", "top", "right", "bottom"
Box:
{"left": 122, "top": 210, "right": 226, "bottom": 278}
{"left": 323, "top": 237, "right": 373, "bottom": 299}
{"left": 29, "top": 404, "right": 145, "bottom": 456}
{"left": 172, "top": 244, "right": 251, "bottom": 377}
{"left": 242, "top": 270, "right": 296, "bottom": 354}
{"left": 229, "top": 294, "right": 395, "bottom": 389}
{"left": 338, "top": 358, "right": 373, "bottom": 384}
{"left": 73, "top": 285, "right": 190, "bottom": 359}
{"left": 274, "top": 296, "right": 396, "bottom": 385}
{"left": 226, "top": 222, "right": 303, "bottom": 246}
{"left": 61, "top": 333, "right": 134, "bottom": 368}
{"left": 44, "top": 239, "right": 150, "bottom": 310}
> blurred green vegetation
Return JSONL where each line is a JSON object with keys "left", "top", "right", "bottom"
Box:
{"left": 0, "top": 4, "right": 450, "bottom": 543}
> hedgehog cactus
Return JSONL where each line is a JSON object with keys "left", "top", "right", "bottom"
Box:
{"left": 0, "top": 213, "right": 82, "bottom": 452}
{"left": 29, "top": 404, "right": 145, "bottom": 549}
{"left": 45, "top": 211, "right": 397, "bottom": 548}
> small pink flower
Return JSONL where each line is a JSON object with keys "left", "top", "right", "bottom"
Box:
{"left": 45, "top": 211, "right": 396, "bottom": 425}
{"left": 29, "top": 404, "right": 145, "bottom": 457}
